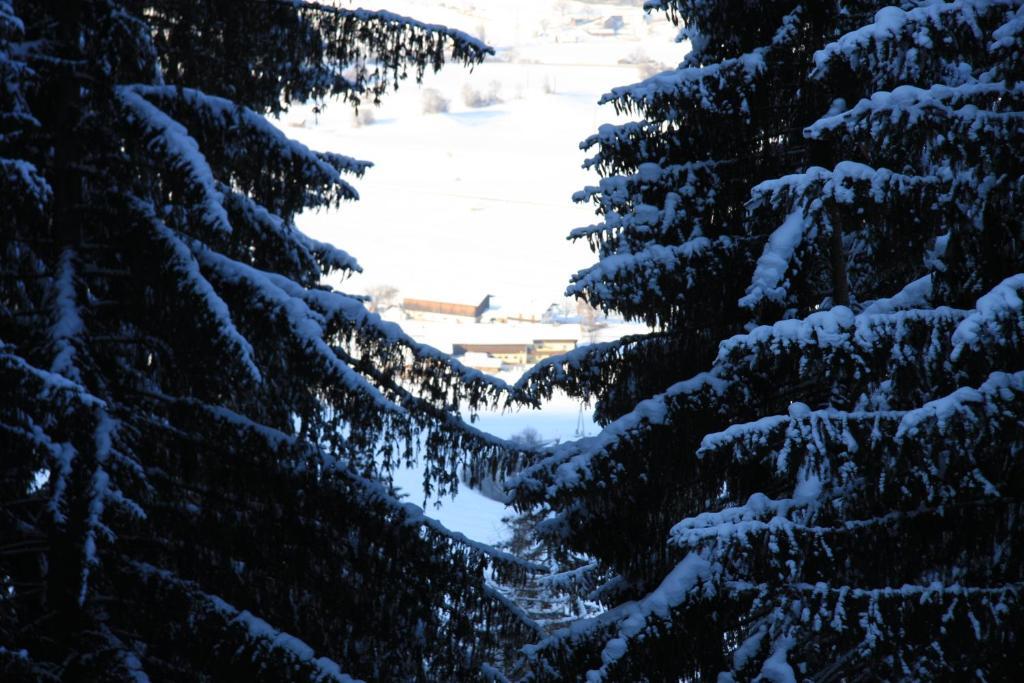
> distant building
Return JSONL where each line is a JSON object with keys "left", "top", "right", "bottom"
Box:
{"left": 453, "top": 343, "right": 530, "bottom": 366}
{"left": 402, "top": 295, "right": 492, "bottom": 323}
{"left": 453, "top": 339, "right": 578, "bottom": 368}
{"left": 587, "top": 15, "right": 625, "bottom": 36}
{"left": 603, "top": 15, "right": 625, "bottom": 34}
{"left": 455, "top": 351, "right": 505, "bottom": 373}
{"left": 478, "top": 295, "right": 543, "bottom": 324}
{"left": 529, "top": 338, "right": 577, "bottom": 362}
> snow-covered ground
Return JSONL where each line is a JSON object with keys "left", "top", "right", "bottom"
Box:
{"left": 279, "top": 0, "right": 686, "bottom": 310}
{"left": 392, "top": 390, "right": 596, "bottom": 545}
{"left": 272, "top": 1, "right": 686, "bottom": 543}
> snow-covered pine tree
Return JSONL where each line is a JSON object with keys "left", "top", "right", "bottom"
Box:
{"left": 489, "top": 430, "right": 601, "bottom": 649}
{"left": 510, "top": 0, "right": 1024, "bottom": 679}
{"left": 1, "top": 2, "right": 540, "bottom": 679}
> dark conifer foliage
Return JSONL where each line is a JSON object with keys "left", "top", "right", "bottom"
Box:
{"left": 0, "top": 1, "right": 536, "bottom": 680}
{"left": 490, "top": 430, "right": 602, "bottom": 664}
{"left": 511, "top": 0, "right": 1024, "bottom": 679}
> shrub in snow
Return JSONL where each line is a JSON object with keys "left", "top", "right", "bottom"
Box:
{"left": 619, "top": 46, "right": 668, "bottom": 79}
{"left": 350, "top": 106, "right": 376, "bottom": 127}
{"left": 462, "top": 80, "right": 504, "bottom": 108}
{"left": 421, "top": 87, "right": 450, "bottom": 114}
{"left": 618, "top": 47, "right": 651, "bottom": 65}
{"left": 508, "top": 0, "right": 1024, "bottom": 680}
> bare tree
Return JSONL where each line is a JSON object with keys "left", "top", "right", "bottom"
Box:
{"left": 366, "top": 284, "right": 400, "bottom": 313}
{"left": 576, "top": 298, "right": 605, "bottom": 343}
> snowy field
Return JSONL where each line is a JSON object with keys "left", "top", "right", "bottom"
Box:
{"left": 272, "top": 1, "right": 686, "bottom": 542}
{"left": 279, "top": 0, "right": 686, "bottom": 310}
{"left": 391, "top": 390, "right": 597, "bottom": 545}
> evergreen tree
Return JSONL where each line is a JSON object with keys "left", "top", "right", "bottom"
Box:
{"left": 511, "top": 0, "right": 1024, "bottom": 679}
{"left": 490, "top": 430, "right": 601, "bottom": 642}
{"left": 0, "top": 1, "right": 537, "bottom": 679}
{"left": 499, "top": 507, "right": 596, "bottom": 634}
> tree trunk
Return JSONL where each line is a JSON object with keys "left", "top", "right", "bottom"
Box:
{"left": 830, "top": 215, "right": 850, "bottom": 306}
{"left": 42, "top": 0, "right": 86, "bottom": 666}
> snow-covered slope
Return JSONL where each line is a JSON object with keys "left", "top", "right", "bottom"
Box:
{"left": 276, "top": 1, "right": 685, "bottom": 309}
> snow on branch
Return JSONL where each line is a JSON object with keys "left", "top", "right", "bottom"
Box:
{"left": 130, "top": 561, "right": 362, "bottom": 683}
{"left": 748, "top": 161, "right": 940, "bottom": 219}
{"left": 572, "top": 365, "right": 1023, "bottom": 677}
{"left": 136, "top": 239, "right": 525, "bottom": 492}
{"left": 860, "top": 274, "right": 934, "bottom": 315}
{"left": 596, "top": 5, "right": 802, "bottom": 120}
{"left": 523, "top": 552, "right": 711, "bottom": 683}
{"left": 568, "top": 234, "right": 757, "bottom": 327}
{"left": 143, "top": 210, "right": 262, "bottom": 384}
{"left": 739, "top": 208, "right": 811, "bottom": 310}
{"left": 289, "top": 2, "right": 492, "bottom": 59}
{"left": 132, "top": 84, "right": 370, "bottom": 175}
{"left": 579, "top": 120, "right": 664, "bottom": 174}
{"left": 483, "top": 584, "right": 547, "bottom": 640}
{"left": 668, "top": 490, "right": 814, "bottom": 550}
{"left": 718, "top": 305, "right": 858, "bottom": 363}
{"left": 790, "top": 581, "right": 1024, "bottom": 602}
{"left": 513, "top": 295, "right": 997, "bottom": 508}
{"left": 895, "top": 369, "right": 1024, "bottom": 440}
{"left": 812, "top": 1, "right": 1017, "bottom": 85}
{"left": 79, "top": 411, "right": 118, "bottom": 605}
{"left": 296, "top": 231, "right": 362, "bottom": 276}
{"left": 1, "top": 158, "right": 51, "bottom": 211}
{"left": 129, "top": 85, "right": 367, "bottom": 207}
{"left": 508, "top": 373, "right": 726, "bottom": 496}
{"left": 569, "top": 161, "right": 723, "bottom": 256}
{"left": 584, "top": 553, "right": 711, "bottom": 675}
{"left": 710, "top": 581, "right": 1023, "bottom": 680}
{"left": 990, "top": 3, "right": 1024, "bottom": 53}
{"left": 951, "top": 274, "right": 1024, "bottom": 359}
{"left": 741, "top": 163, "right": 944, "bottom": 310}
{"left": 49, "top": 249, "right": 83, "bottom": 383}
{"left": 666, "top": 491, "right": 925, "bottom": 554}
{"left": 175, "top": 395, "right": 537, "bottom": 573}
{"left": 599, "top": 48, "right": 765, "bottom": 114}
{"left": 192, "top": 244, "right": 399, "bottom": 412}
{"left": 115, "top": 86, "right": 232, "bottom": 235}
{"left": 572, "top": 161, "right": 721, "bottom": 211}
{"left": 693, "top": 370, "right": 1021, "bottom": 524}
{"left": 716, "top": 304, "right": 973, "bottom": 382}
{"left": 805, "top": 81, "right": 1024, "bottom": 141}
{"left": 0, "top": 0, "right": 23, "bottom": 33}
{"left": 220, "top": 186, "right": 362, "bottom": 280}
{"left": 1, "top": 409, "right": 76, "bottom": 525}
{"left": 568, "top": 238, "right": 714, "bottom": 300}
{"left": 277, "top": 1, "right": 493, "bottom": 109}
{"left": 93, "top": 624, "right": 151, "bottom": 683}
{"left": 280, "top": 280, "right": 507, "bottom": 388}
{"left": 514, "top": 337, "right": 631, "bottom": 403}
{"left": 0, "top": 345, "right": 104, "bottom": 407}
{"left": 803, "top": 82, "right": 1024, "bottom": 185}
{"left": 537, "top": 561, "right": 602, "bottom": 593}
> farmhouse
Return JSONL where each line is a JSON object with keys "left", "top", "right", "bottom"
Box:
{"left": 529, "top": 338, "right": 577, "bottom": 362}
{"left": 452, "top": 343, "right": 530, "bottom": 367}
{"left": 402, "top": 295, "right": 492, "bottom": 323}
{"left": 455, "top": 351, "right": 505, "bottom": 373}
